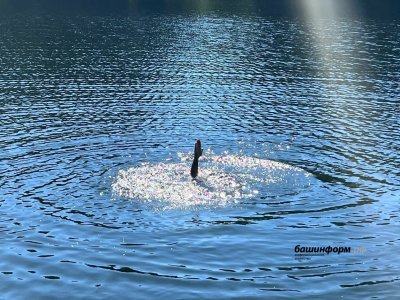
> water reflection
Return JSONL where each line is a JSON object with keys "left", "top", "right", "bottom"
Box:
{"left": 0, "top": 8, "right": 399, "bottom": 300}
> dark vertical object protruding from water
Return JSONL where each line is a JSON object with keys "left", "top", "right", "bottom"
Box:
{"left": 191, "top": 140, "right": 203, "bottom": 178}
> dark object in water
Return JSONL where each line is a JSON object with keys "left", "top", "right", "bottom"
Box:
{"left": 190, "top": 140, "right": 203, "bottom": 178}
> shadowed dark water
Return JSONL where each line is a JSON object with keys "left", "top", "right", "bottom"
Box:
{"left": 1, "top": 6, "right": 400, "bottom": 300}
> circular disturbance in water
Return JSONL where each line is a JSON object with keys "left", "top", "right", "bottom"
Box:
{"left": 112, "top": 153, "right": 312, "bottom": 208}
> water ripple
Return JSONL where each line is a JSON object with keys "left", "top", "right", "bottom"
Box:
{"left": 0, "top": 14, "right": 399, "bottom": 299}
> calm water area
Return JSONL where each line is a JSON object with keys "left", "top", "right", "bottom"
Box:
{"left": 0, "top": 1, "right": 399, "bottom": 299}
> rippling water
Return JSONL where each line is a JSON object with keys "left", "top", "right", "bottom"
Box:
{"left": 112, "top": 152, "right": 313, "bottom": 208}
{"left": 1, "top": 8, "right": 400, "bottom": 299}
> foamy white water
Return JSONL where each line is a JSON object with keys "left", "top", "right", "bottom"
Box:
{"left": 112, "top": 153, "right": 312, "bottom": 208}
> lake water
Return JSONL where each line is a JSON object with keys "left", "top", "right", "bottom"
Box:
{"left": 1, "top": 3, "right": 400, "bottom": 299}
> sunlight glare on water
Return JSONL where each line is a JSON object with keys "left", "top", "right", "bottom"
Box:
{"left": 0, "top": 1, "right": 399, "bottom": 299}
{"left": 112, "top": 151, "right": 312, "bottom": 208}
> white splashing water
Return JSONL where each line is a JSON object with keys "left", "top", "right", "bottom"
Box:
{"left": 112, "top": 153, "right": 312, "bottom": 209}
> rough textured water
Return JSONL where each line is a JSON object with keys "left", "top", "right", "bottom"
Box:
{"left": 112, "top": 153, "right": 312, "bottom": 208}
{"left": 1, "top": 8, "right": 400, "bottom": 300}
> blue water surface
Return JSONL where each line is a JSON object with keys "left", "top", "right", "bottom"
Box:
{"left": 0, "top": 2, "right": 399, "bottom": 299}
